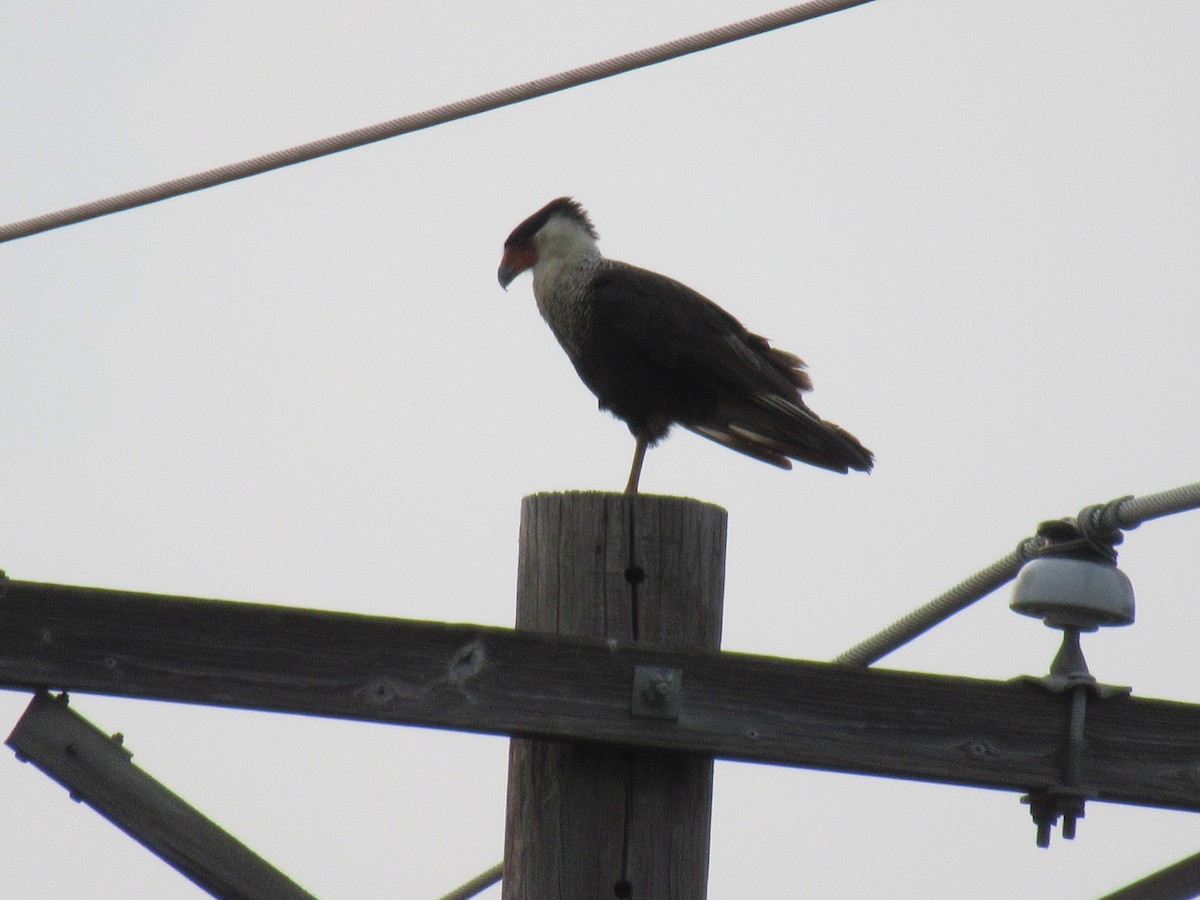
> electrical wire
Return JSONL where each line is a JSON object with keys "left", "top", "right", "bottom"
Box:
{"left": 834, "top": 481, "right": 1200, "bottom": 667}
{"left": 832, "top": 539, "right": 1040, "bottom": 667}
{"left": 1112, "top": 483, "right": 1200, "bottom": 529}
{"left": 0, "top": 0, "right": 877, "bottom": 245}
{"left": 438, "top": 862, "right": 503, "bottom": 900}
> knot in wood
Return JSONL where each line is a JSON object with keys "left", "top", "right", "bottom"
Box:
{"left": 358, "top": 677, "right": 410, "bottom": 707}
{"left": 963, "top": 740, "right": 995, "bottom": 759}
{"left": 448, "top": 640, "right": 486, "bottom": 684}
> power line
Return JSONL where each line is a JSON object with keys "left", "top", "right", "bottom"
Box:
{"left": 834, "top": 481, "right": 1200, "bottom": 667}
{"left": 0, "top": 0, "right": 877, "bottom": 245}
{"left": 439, "top": 862, "right": 503, "bottom": 900}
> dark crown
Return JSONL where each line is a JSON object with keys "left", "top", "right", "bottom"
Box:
{"left": 505, "top": 197, "right": 598, "bottom": 246}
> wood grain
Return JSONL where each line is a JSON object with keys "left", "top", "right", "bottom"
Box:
{"left": 504, "top": 492, "right": 727, "bottom": 900}
{"left": 2, "top": 573, "right": 1199, "bottom": 813}
{"left": 7, "top": 693, "right": 317, "bottom": 899}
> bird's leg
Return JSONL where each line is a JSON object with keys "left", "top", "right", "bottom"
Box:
{"left": 624, "top": 436, "right": 648, "bottom": 495}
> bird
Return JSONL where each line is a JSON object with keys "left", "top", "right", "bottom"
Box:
{"left": 497, "top": 197, "right": 873, "bottom": 495}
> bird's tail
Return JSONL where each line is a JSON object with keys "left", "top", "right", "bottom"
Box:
{"left": 687, "top": 394, "right": 873, "bottom": 475}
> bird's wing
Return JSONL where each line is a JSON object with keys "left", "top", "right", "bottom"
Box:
{"left": 588, "top": 262, "right": 808, "bottom": 399}
{"left": 587, "top": 262, "right": 873, "bottom": 474}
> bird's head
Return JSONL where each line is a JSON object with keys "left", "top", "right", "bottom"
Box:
{"left": 498, "top": 197, "right": 600, "bottom": 290}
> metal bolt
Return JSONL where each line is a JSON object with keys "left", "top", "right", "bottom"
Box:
{"left": 642, "top": 676, "right": 671, "bottom": 706}
{"left": 1036, "top": 820, "right": 1051, "bottom": 849}
{"left": 631, "top": 666, "right": 682, "bottom": 720}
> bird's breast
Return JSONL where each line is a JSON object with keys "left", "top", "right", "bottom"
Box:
{"left": 532, "top": 260, "right": 599, "bottom": 354}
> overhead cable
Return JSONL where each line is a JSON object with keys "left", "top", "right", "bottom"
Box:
{"left": 438, "top": 862, "right": 503, "bottom": 900}
{"left": 835, "top": 481, "right": 1200, "bottom": 667}
{"left": 0, "top": 0, "right": 877, "bottom": 245}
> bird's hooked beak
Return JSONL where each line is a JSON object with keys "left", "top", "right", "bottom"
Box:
{"left": 497, "top": 243, "right": 536, "bottom": 291}
{"left": 497, "top": 265, "right": 519, "bottom": 290}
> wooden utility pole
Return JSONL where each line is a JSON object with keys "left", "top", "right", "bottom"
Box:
{"left": 503, "top": 492, "right": 726, "bottom": 900}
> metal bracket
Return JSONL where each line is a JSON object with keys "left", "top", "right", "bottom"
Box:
{"left": 1016, "top": 672, "right": 1118, "bottom": 847}
{"left": 631, "top": 666, "right": 682, "bottom": 721}
{"left": 1014, "top": 673, "right": 1131, "bottom": 699}
{"left": 1012, "top": 623, "right": 1133, "bottom": 847}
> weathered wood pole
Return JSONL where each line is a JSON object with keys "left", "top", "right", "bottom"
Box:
{"left": 503, "top": 492, "right": 727, "bottom": 900}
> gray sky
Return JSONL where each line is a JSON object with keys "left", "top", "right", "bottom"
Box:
{"left": 3, "top": 2, "right": 1199, "bottom": 897}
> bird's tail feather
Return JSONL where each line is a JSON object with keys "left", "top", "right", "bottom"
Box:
{"left": 688, "top": 395, "right": 873, "bottom": 474}
{"left": 686, "top": 425, "right": 794, "bottom": 469}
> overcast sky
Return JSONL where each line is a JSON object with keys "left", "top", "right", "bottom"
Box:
{"left": 3, "top": 2, "right": 1199, "bottom": 897}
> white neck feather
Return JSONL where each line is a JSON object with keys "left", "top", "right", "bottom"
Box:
{"left": 529, "top": 215, "right": 603, "bottom": 340}
{"left": 532, "top": 216, "right": 601, "bottom": 287}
